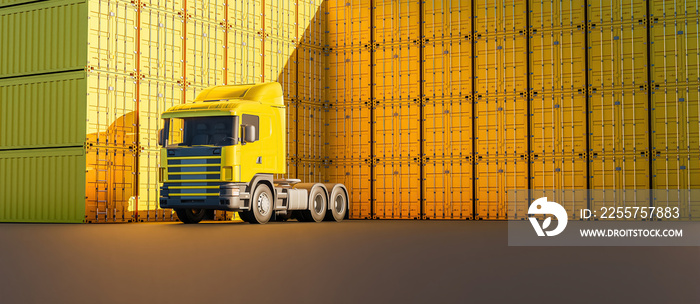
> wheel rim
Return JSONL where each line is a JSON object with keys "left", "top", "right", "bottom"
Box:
{"left": 334, "top": 194, "right": 346, "bottom": 214}
{"left": 313, "top": 194, "right": 324, "bottom": 214}
{"left": 257, "top": 192, "right": 271, "bottom": 215}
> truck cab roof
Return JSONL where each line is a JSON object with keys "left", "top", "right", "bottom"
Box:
{"left": 162, "top": 82, "right": 284, "bottom": 118}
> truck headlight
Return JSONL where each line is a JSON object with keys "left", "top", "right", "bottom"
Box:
{"left": 222, "top": 166, "right": 233, "bottom": 181}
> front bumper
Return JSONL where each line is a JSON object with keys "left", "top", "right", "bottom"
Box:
{"left": 159, "top": 183, "right": 250, "bottom": 211}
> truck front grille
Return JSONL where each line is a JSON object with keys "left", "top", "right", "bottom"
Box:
{"left": 165, "top": 155, "right": 222, "bottom": 198}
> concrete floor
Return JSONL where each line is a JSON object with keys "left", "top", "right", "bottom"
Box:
{"left": 0, "top": 220, "right": 698, "bottom": 303}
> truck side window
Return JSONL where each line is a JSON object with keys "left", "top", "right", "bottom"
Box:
{"left": 241, "top": 114, "right": 259, "bottom": 141}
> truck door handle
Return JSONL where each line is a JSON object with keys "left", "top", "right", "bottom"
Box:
{"left": 256, "top": 156, "right": 262, "bottom": 164}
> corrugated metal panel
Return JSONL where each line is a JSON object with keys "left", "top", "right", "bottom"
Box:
{"left": 473, "top": 0, "right": 527, "bottom": 35}
{"left": 327, "top": 47, "right": 371, "bottom": 104}
{"left": 326, "top": 0, "right": 371, "bottom": 48}
{"left": 140, "top": 8, "right": 184, "bottom": 82}
{"left": 298, "top": 0, "right": 325, "bottom": 47}
{"left": 374, "top": 100, "right": 421, "bottom": 160}
{"left": 474, "top": 156, "right": 529, "bottom": 220}
{"left": 136, "top": 149, "right": 174, "bottom": 222}
{"left": 297, "top": 159, "right": 325, "bottom": 183}
{"left": 141, "top": 0, "right": 182, "bottom": 14}
{"left": 284, "top": 100, "right": 298, "bottom": 159}
{"left": 590, "top": 89, "right": 649, "bottom": 154}
{"left": 86, "top": 71, "right": 137, "bottom": 147}
{"left": 185, "top": 19, "right": 225, "bottom": 87}
{"left": 589, "top": 154, "right": 650, "bottom": 211}
{"left": 529, "top": 28, "right": 586, "bottom": 92}
{"left": 139, "top": 78, "right": 182, "bottom": 150}
{"left": 187, "top": 0, "right": 225, "bottom": 23}
{"left": 0, "top": 147, "right": 86, "bottom": 223}
{"left": 297, "top": 102, "right": 325, "bottom": 160}
{"left": 265, "top": 37, "right": 297, "bottom": 99}
{"left": 0, "top": 0, "right": 38, "bottom": 8}
{"left": 184, "top": 84, "right": 208, "bottom": 105}
{"left": 373, "top": 0, "right": 420, "bottom": 44}
{"left": 474, "top": 95, "right": 528, "bottom": 157}
{"left": 87, "top": 0, "right": 137, "bottom": 74}
{"left": 228, "top": 0, "right": 261, "bottom": 32}
{"left": 652, "top": 153, "right": 700, "bottom": 219}
{"left": 650, "top": 18, "right": 700, "bottom": 86}
{"left": 85, "top": 146, "right": 135, "bottom": 223}
{"left": 374, "top": 43, "right": 421, "bottom": 101}
{"left": 530, "top": 156, "right": 588, "bottom": 219}
{"left": 265, "top": 0, "right": 296, "bottom": 41}
{"left": 423, "top": 158, "right": 473, "bottom": 220}
{"left": 227, "top": 28, "right": 262, "bottom": 84}
{"left": 326, "top": 103, "right": 371, "bottom": 161}
{"left": 0, "top": 71, "right": 87, "bottom": 150}
{"left": 424, "top": 99, "right": 472, "bottom": 159}
{"left": 588, "top": 22, "right": 648, "bottom": 90}
{"left": 651, "top": 86, "right": 700, "bottom": 154}
{"left": 530, "top": 0, "right": 585, "bottom": 30}
{"left": 423, "top": 0, "right": 472, "bottom": 41}
{"left": 0, "top": 0, "right": 88, "bottom": 78}
{"left": 650, "top": 0, "right": 699, "bottom": 19}
{"left": 325, "top": 160, "right": 372, "bottom": 219}
{"left": 298, "top": 46, "right": 323, "bottom": 103}
{"left": 474, "top": 33, "right": 528, "bottom": 95}
{"left": 423, "top": 39, "right": 472, "bottom": 99}
{"left": 588, "top": 0, "right": 647, "bottom": 25}
{"left": 530, "top": 92, "right": 587, "bottom": 156}
{"left": 373, "top": 160, "right": 421, "bottom": 219}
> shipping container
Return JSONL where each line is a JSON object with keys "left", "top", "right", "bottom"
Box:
{"left": 138, "top": 78, "right": 183, "bottom": 150}
{"left": 473, "top": 33, "right": 528, "bottom": 95}
{"left": 651, "top": 86, "right": 700, "bottom": 154}
{"left": 325, "top": 160, "right": 372, "bottom": 219}
{"left": 588, "top": 22, "right": 648, "bottom": 90}
{"left": 326, "top": 47, "right": 372, "bottom": 104}
{"left": 136, "top": 149, "right": 174, "bottom": 222}
{"left": 87, "top": 0, "right": 137, "bottom": 74}
{"left": 529, "top": 0, "right": 585, "bottom": 30}
{"left": 85, "top": 146, "right": 136, "bottom": 223}
{"left": 185, "top": 19, "right": 225, "bottom": 87}
{"left": 589, "top": 89, "right": 649, "bottom": 155}
{"left": 86, "top": 71, "right": 138, "bottom": 147}
{"left": 284, "top": 100, "right": 298, "bottom": 159}
{"left": 423, "top": 158, "right": 473, "bottom": 220}
{"left": 297, "top": 102, "right": 325, "bottom": 160}
{"left": 423, "top": 0, "right": 472, "bottom": 41}
{"left": 474, "top": 156, "right": 529, "bottom": 220}
{"left": 374, "top": 100, "right": 421, "bottom": 160}
{"left": 274, "top": 157, "right": 298, "bottom": 181}
{"left": 530, "top": 92, "right": 587, "bottom": 156}
{"left": 588, "top": 0, "right": 647, "bottom": 25}
{"left": 529, "top": 28, "right": 586, "bottom": 93}
{"left": 297, "top": 159, "right": 326, "bottom": 183}
{"left": 227, "top": 28, "right": 263, "bottom": 84}
{"left": 298, "top": 46, "right": 324, "bottom": 103}
{"left": 473, "top": 95, "right": 528, "bottom": 157}
{"left": 264, "top": 37, "right": 297, "bottom": 99}
{"left": 0, "top": 147, "right": 86, "bottom": 223}
{"left": 373, "top": 159, "right": 421, "bottom": 219}
{"left": 187, "top": 0, "right": 225, "bottom": 23}
{"left": 373, "top": 0, "right": 420, "bottom": 44}
{"left": 530, "top": 155, "right": 588, "bottom": 219}
{"left": 0, "top": 71, "right": 87, "bottom": 150}
{"left": 650, "top": 0, "right": 700, "bottom": 19}
{"left": 473, "top": 0, "right": 527, "bottom": 35}
{"left": 0, "top": 0, "right": 88, "bottom": 78}
{"left": 650, "top": 17, "right": 700, "bottom": 86}
{"left": 423, "top": 99, "right": 473, "bottom": 159}
{"left": 228, "top": 0, "right": 262, "bottom": 33}
{"left": 298, "top": 0, "right": 325, "bottom": 47}
{"left": 140, "top": 8, "right": 185, "bottom": 82}
{"left": 265, "top": 0, "right": 296, "bottom": 40}
{"left": 0, "top": 0, "right": 37, "bottom": 8}
{"left": 652, "top": 152, "right": 700, "bottom": 219}
{"left": 326, "top": 103, "right": 371, "bottom": 161}
{"left": 326, "top": 0, "right": 371, "bottom": 48}
{"left": 373, "top": 43, "right": 421, "bottom": 102}
{"left": 141, "top": 0, "right": 182, "bottom": 14}
{"left": 589, "top": 154, "right": 650, "bottom": 210}
{"left": 423, "top": 39, "right": 472, "bottom": 100}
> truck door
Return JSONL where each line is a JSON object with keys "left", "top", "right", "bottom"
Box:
{"left": 240, "top": 114, "right": 262, "bottom": 179}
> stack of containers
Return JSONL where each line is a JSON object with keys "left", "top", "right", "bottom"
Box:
{"left": 529, "top": 0, "right": 588, "bottom": 220}
{"left": 421, "top": 0, "right": 474, "bottom": 220}
{"left": 587, "top": 0, "right": 651, "bottom": 213}
{"left": 472, "top": 0, "right": 529, "bottom": 220}
{"left": 649, "top": 1, "right": 700, "bottom": 219}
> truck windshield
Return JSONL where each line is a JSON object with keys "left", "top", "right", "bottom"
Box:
{"left": 164, "top": 116, "right": 239, "bottom": 147}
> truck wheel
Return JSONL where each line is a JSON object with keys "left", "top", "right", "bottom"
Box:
{"left": 324, "top": 189, "right": 348, "bottom": 222}
{"left": 238, "top": 211, "right": 254, "bottom": 223}
{"left": 175, "top": 208, "right": 206, "bottom": 224}
{"left": 249, "top": 184, "right": 274, "bottom": 224}
{"left": 298, "top": 188, "right": 327, "bottom": 222}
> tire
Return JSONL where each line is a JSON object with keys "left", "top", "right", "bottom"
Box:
{"left": 238, "top": 211, "right": 254, "bottom": 223}
{"left": 175, "top": 208, "right": 207, "bottom": 224}
{"left": 324, "top": 189, "right": 348, "bottom": 222}
{"left": 249, "top": 184, "right": 274, "bottom": 224}
{"left": 298, "top": 187, "right": 327, "bottom": 222}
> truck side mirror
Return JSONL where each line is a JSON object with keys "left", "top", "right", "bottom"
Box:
{"left": 158, "top": 128, "right": 166, "bottom": 146}
{"left": 242, "top": 125, "right": 257, "bottom": 143}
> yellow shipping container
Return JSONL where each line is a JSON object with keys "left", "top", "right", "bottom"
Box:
{"left": 264, "top": 37, "right": 297, "bottom": 99}
{"left": 326, "top": 103, "right": 372, "bottom": 161}
{"left": 373, "top": 0, "right": 420, "bottom": 44}
{"left": 423, "top": 39, "right": 472, "bottom": 99}
{"left": 297, "top": 159, "right": 326, "bottom": 183}
{"left": 374, "top": 43, "right": 421, "bottom": 102}
{"left": 423, "top": 0, "right": 472, "bottom": 41}
{"left": 530, "top": 155, "right": 588, "bottom": 219}
{"left": 86, "top": 71, "right": 137, "bottom": 148}
{"left": 373, "top": 160, "right": 421, "bottom": 219}
{"left": 474, "top": 156, "right": 529, "bottom": 220}
{"left": 529, "top": 28, "right": 586, "bottom": 92}
{"left": 423, "top": 99, "right": 473, "bottom": 159}
{"left": 265, "top": 0, "right": 296, "bottom": 41}
{"left": 185, "top": 19, "right": 225, "bottom": 87}
{"left": 227, "top": 28, "right": 263, "bottom": 84}
{"left": 588, "top": 0, "right": 648, "bottom": 25}
{"left": 138, "top": 78, "right": 183, "bottom": 150}
{"left": 650, "top": 0, "right": 700, "bottom": 19}
{"left": 87, "top": 0, "right": 137, "bottom": 74}
{"left": 589, "top": 89, "right": 649, "bottom": 155}
{"left": 298, "top": 46, "right": 324, "bottom": 103}
{"left": 589, "top": 154, "right": 651, "bottom": 211}
{"left": 530, "top": 0, "right": 585, "bottom": 30}
{"left": 530, "top": 92, "right": 587, "bottom": 156}
{"left": 284, "top": 100, "right": 298, "bottom": 159}
{"left": 326, "top": 0, "right": 371, "bottom": 48}
{"left": 327, "top": 48, "right": 372, "bottom": 104}
{"left": 298, "top": 0, "right": 325, "bottom": 47}
{"left": 139, "top": 8, "right": 184, "bottom": 82}
{"left": 423, "top": 158, "right": 473, "bottom": 220}
{"left": 297, "top": 102, "right": 325, "bottom": 160}
{"left": 325, "top": 160, "right": 372, "bottom": 219}
{"left": 474, "top": 33, "right": 528, "bottom": 95}
{"left": 187, "top": 0, "right": 225, "bottom": 23}
{"left": 228, "top": 0, "right": 262, "bottom": 33}
{"left": 651, "top": 86, "right": 700, "bottom": 154}
{"left": 137, "top": 149, "right": 174, "bottom": 222}
{"left": 650, "top": 17, "right": 700, "bottom": 86}
{"left": 474, "top": 94, "right": 528, "bottom": 157}
{"left": 141, "top": 0, "right": 182, "bottom": 14}
{"left": 473, "top": 0, "right": 527, "bottom": 35}
{"left": 652, "top": 153, "right": 700, "bottom": 219}
{"left": 374, "top": 100, "right": 421, "bottom": 160}
{"left": 588, "top": 22, "right": 648, "bottom": 90}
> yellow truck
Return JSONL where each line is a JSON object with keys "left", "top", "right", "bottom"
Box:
{"left": 157, "top": 82, "right": 348, "bottom": 224}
